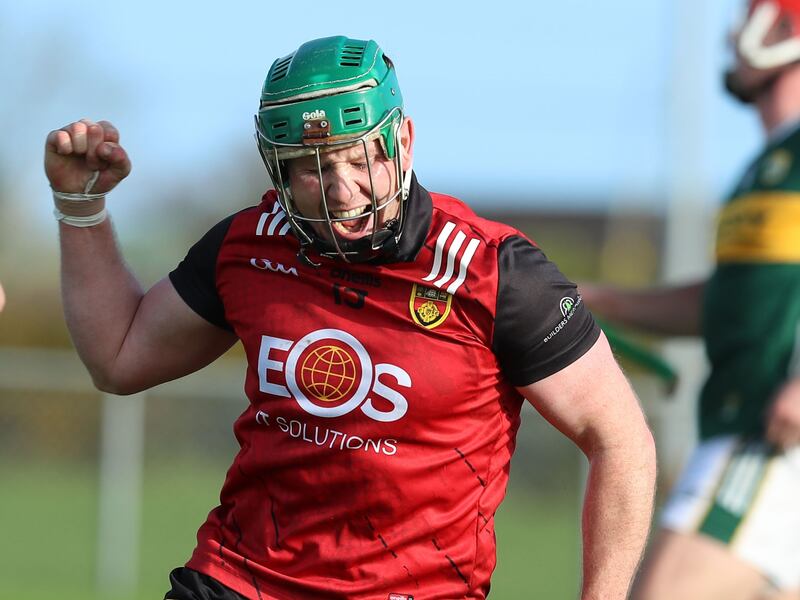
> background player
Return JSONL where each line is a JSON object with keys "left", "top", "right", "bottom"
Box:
{"left": 45, "top": 36, "right": 655, "bottom": 599}
{"left": 583, "top": 2, "right": 800, "bottom": 598}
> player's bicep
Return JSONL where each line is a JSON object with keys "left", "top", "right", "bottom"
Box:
{"left": 517, "top": 332, "right": 644, "bottom": 453}
{"left": 109, "top": 277, "right": 237, "bottom": 394}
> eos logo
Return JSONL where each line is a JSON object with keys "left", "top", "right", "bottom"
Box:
{"left": 258, "top": 328, "right": 410, "bottom": 422}
{"left": 250, "top": 258, "right": 298, "bottom": 277}
{"left": 302, "top": 109, "right": 326, "bottom": 120}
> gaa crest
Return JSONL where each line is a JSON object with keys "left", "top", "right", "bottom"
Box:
{"left": 409, "top": 283, "right": 452, "bottom": 329}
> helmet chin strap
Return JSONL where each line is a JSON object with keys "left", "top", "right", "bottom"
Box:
{"left": 297, "top": 217, "right": 400, "bottom": 266}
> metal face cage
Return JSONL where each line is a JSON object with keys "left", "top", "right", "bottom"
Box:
{"left": 255, "top": 106, "right": 410, "bottom": 265}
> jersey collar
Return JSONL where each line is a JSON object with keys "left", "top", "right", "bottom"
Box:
{"left": 374, "top": 172, "right": 432, "bottom": 264}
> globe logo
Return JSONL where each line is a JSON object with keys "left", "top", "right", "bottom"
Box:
{"left": 299, "top": 344, "right": 358, "bottom": 403}
{"left": 276, "top": 328, "right": 409, "bottom": 421}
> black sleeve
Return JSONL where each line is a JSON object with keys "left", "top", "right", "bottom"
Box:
{"left": 168, "top": 215, "right": 236, "bottom": 332}
{"left": 492, "top": 236, "right": 600, "bottom": 386}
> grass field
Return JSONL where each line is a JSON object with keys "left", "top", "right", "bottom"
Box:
{"left": 0, "top": 460, "right": 580, "bottom": 599}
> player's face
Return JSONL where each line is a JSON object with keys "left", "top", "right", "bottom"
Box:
{"left": 287, "top": 141, "right": 399, "bottom": 242}
{"left": 285, "top": 119, "right": 413, "bottom": 244}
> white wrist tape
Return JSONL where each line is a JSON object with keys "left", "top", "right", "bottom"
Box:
{"left": 52, "top": 170, "right": 108, "bottom": 227}
{"left": 53, "top": 205, "right": 108, "bottom": 227}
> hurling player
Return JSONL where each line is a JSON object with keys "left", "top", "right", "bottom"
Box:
{"left": 583, "top": 2, "right": 800, "bottom": 598}
{"left": 45, "top": 36, "right": 655, "bottom": 599}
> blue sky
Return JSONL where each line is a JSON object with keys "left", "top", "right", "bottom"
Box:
{"left": 1, "top": 0, "right": 762, "bottom": 226}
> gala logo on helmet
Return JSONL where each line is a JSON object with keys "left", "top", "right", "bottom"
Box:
{"left": 302, "top": 109, "right": 326, "bottom": 120}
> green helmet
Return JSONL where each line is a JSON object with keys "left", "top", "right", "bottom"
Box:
{"left": 255, "top": 36, "right": 410, "bottom": 264}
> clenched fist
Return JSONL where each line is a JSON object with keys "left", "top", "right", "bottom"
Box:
{"left": 45, "top": 119, "right": 131, "bottom": 194}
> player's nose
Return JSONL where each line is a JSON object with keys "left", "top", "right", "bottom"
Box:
{"left": 324, "top": 169, "right": 356, "bottom": 205}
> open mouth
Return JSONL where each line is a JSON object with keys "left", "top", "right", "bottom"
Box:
{"left": 331, "top": 206, "right": 371, "bottom": 220}
{"left": 329, "top": 205, "right": 373, "bottom": 237}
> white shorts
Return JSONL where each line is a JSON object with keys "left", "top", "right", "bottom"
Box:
{"left": 660, "top": 435, "right": 800, "bottom": 590}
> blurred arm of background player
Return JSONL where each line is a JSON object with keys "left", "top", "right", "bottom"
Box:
{"left": 581, "top": 279, "right": 800, "bottom": 451}
{"left": 519, "top": 332, "right": 657, "bottom": 600}
{"left": 44, "top": 118, "right": 238, "bottom": 395}
{"left": 0, "top": 280, "right": 5, "bottom": 312}
{"left": 579, "top": 281, "right": 706, "bottom": 337}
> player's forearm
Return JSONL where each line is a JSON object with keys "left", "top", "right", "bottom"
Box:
{"left": 579, "top": 427, "right": 656, "bottom": 600}
{"left": 59, "top": 219, "right": 145, "bottom": 392}
{"left": 580, "top": 281, "right": 705, "bottom": 337}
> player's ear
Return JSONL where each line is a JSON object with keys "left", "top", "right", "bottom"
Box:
{"left": 399, "top": 117, "right": 414, "bottom": 172}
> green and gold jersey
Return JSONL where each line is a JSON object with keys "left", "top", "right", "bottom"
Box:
{"left": 700, "top": 123, "right": 800, "bottom": 439}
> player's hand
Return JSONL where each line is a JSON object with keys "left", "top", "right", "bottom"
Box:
{"left": 45, "top": 119, "right": 131, "bottom": 194}
{"left": 765, "top": 378, "right": 800, "bottom": 450}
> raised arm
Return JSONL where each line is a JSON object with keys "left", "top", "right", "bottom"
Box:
{"left": 45, "top": 119, "right": 237, "bottom": 394}
{"left": 519, "top": 332, "right": 657, "bottom": 600}
{"left": 580, "top": 281, "right": 706, "bottom": 337}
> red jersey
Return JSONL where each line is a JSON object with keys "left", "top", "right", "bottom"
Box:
{"left": 169, "top": 179, "right": 598, "bottom": 599}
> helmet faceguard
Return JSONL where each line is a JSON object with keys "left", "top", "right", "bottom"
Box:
{"left": 726, "top": 0, "right": 800, "bottom": 102}
{"left": 255, "top": 36, "right": 411, "bottom": 265}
